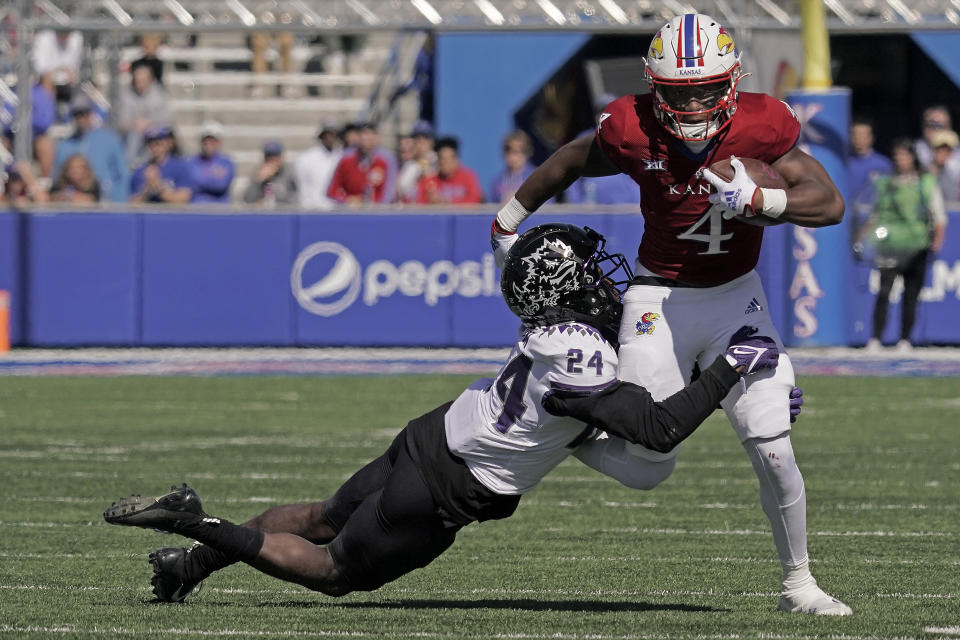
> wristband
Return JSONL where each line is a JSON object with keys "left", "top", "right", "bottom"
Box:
{"left": 495, "top": 196, "right": 532, "bottom": 234}
{"left": 759, "top": 188, "right": 787, "bottom": 218}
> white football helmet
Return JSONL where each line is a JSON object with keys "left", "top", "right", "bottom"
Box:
{"left": 645, "top": 13, "right": 743, "bottom": 141}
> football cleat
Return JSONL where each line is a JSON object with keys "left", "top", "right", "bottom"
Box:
{"left": 103, "top": 483, "right": 213, "bottom": 532}
{"left": 779, "top": 581, "right": 853, "bottom": 616}
{"left": 149, "top": 547, "right": 203, "bottom": 603}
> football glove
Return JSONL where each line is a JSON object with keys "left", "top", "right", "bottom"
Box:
{"left": 723, "top": 325, "right": 779, "bottom": 375}
{"left": 789, "top": 386, "right": 803, "bottom": 423}
{"left": 702, "top": 156, "right": 760, "bottom": 219}
{"left": 491, "top": 220, "right": 518, "bottom": 269}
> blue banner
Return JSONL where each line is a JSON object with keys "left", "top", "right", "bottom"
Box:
{"left": 2, "top": 208, "right": 958, "bottom": 348}
{"left": 27, "top": 213, "right": 140, "bottom": 345}
{"left": 785, "top": 88, "right": 851, "bottom": 346}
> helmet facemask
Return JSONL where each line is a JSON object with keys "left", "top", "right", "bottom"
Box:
{"left": 647, "top": 71, "right": 741, "bottom": 141}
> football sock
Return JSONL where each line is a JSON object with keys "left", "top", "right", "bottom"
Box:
{"left": 185, "top": 543, "right": 236, "bottom": 581}
{"left": 743, "top": 434, "right": 809, "bottom": 571}
{"left": 175, "top": 517, "right": 265, "bottom": 564}
{"left": 781, "top": 558, "right": 814, "bottom": 591}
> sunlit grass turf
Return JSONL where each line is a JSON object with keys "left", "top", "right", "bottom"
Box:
{"left": 0, "top": 374, "right": 957, "bottom": 639}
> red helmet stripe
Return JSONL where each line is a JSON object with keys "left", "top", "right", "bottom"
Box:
{"left": 675, "top": 17, "right": 684, "bottom": 68}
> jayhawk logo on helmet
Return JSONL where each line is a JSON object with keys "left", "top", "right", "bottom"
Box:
{"left": 649, "top": 31, "right": 664, "bottom": 59}
{"left": 716, "top": 27, "right": 736, "bottom": 56}
{"left": 635, "top": 312, "right": 660, "bottom": 335}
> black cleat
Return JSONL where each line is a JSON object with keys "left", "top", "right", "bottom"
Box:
{"left": 103, "top": 484, "right": 213, "bottom": 532}
{"left": 149, "top": 547, "right": 203, "bottom": 603}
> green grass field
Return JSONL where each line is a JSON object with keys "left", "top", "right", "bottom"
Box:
{"left": 1, "top": 374, "right": 958, "bottom": 639}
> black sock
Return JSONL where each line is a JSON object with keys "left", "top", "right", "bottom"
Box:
{"left": 185, "top": 543, "right": 237, "bottom": 581}
{"left": 174, "top": 516, "right": 265, "bottom": 564}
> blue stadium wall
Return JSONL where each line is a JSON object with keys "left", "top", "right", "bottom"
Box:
{"left": 1, "top": 208, "right": 959, "bottom": 347}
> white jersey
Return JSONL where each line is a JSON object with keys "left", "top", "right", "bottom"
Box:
{"left": 445, "top": 322, "right": 618, "bottom": 494}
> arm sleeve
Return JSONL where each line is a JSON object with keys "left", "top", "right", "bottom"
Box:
{"left": 542, "top": 355, "right": 740, "bottom": 452}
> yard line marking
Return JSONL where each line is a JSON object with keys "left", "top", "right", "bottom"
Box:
{"left": 549, "top": 555, "right": 960, "bottom": 566}
{"left": 924, "top": 628, "right": 960, "bottom": 636}
{"left": 6, "top": 495, "right": 955, "bottom": 515}
{"left": 0, "top": 521, "right": 952, "bottom": 541}
{"left": 0, "top": 627, "right": 931, "bottom": 639}
{"left": 0, "top": 552, "right": 139, "bottom": 559}
{"left": 598, "top": 527, "right": 954, "bottom": 538}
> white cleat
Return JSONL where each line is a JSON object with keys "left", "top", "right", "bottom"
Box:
{"left": 779, "top": 582, "right": 853, "bottom": 616}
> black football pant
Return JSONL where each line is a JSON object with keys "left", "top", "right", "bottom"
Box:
{"left": 872, "top": 249, "right": 928, "bottom": 342}
{"left": 322, "top": 426, "right": 458, "bottom": 592}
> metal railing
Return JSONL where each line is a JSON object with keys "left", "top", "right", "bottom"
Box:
{"left": 9, "top": 0, "right": 960, "bottom": 32}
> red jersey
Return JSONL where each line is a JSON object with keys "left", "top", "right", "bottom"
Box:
{"left": 327, "top": 150, "right": 390, "bottom": 203}
{"left": 416, "top": 166, "right": 484, "bottom": 204}
{"left": 596, "top": 92, "right": 801, "bottom": 285}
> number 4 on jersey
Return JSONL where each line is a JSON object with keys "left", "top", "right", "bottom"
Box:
{"left": 676, "top": 204, "right": 734, "bottom": 255}
{"left": 493, "top": 353, "right": 532, "bottom": 433}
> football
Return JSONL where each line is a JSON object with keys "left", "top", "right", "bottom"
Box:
{"left": 708, "top": 157, "right": 788, "bottom": 226}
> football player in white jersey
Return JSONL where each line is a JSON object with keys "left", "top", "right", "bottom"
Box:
{"left": 103, "top": 224, "right": 779, "bottom": 601}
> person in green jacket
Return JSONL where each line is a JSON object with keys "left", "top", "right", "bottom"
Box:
{"left": 864, "top": 138, "right": 948, "bottom": 351}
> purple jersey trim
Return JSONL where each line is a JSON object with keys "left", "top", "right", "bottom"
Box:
{"left": 546, "top": 377, "right": 619, "bottom": 397}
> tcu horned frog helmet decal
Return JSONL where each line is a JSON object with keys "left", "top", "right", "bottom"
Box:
{"left": 501, "top": 224, "right": 633, "bottom": 339}
{"left": 645, "top": 13, "right": 743, "bottom": 141}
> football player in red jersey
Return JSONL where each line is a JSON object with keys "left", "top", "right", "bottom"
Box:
{"left": 490, "top": 13, "right": 851, "bottom": 616}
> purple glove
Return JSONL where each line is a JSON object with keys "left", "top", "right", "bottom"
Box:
{"left": 723, "top": 325, "right": 779, "bottom": 375}
{"left": 789, "top": 386, "right": 803, "bottom": 423}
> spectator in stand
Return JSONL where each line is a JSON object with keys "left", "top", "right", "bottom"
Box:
{"left": 1, "top": 82, "right": 57, "bottom": 178}
{"left": 50, "top": 153, "right": 100, "bottom": 204}
{"left": 341, "top": 123, "right": 360, "bottom": 151}
{"left": 396, "top": 120, "right": 436, "bottom": 203}
{"left": 32, "top": 28, "right": 83, "bottom": 119}
{"left": 130, "top": 33, "right": 165, "bottom": 86}
{"left": 564, "top": 94, "right": 642, "bottom": 205}
{"left": 915, "top": 105, "right": 959, "bottom": 169}
{"left": 117, "top": 65, "right": 172, "bottom": 167}
{"left": 130, "top": 125, "right": 193, "bottom": 204}
{"left": 243, "top": 141, "right": 297, "bottom": 207}
{"left": 847, "top": 117, "right": 893, "bottom": 235}
{"left": 327, "top": 122, "right": 391, "bottom": 205}
{"left": 376, "top": 136, "right": 398, "bottom": 204}
{"left": 294, "top": 121, "right": 343, "bottom": 210}
{"left": 416, "top": 136, "right": 483, "bottom": 205}
{"left": 489, "top": 130, "right": 536, "bottom": 204}
{"left": 54, "top": 94, "right": 129, "bottom": 202}
{"left": 188, "top": 121, "right": 235, "bottom": 204}
{"left": 1, "top": 160, "right": 50, "bottom": 206}
{"left": 927, "top": 129, "right": 960, "bottom": 205}
{"left": 396, "top": 133, "right": 415, "bottom": 171}
{"left": 861, "top": 139, "right": 947, "bottom": 352}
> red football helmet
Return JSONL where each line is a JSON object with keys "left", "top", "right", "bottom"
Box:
{"left": 645, "top": 13, "right": 744, "bottom": 142}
